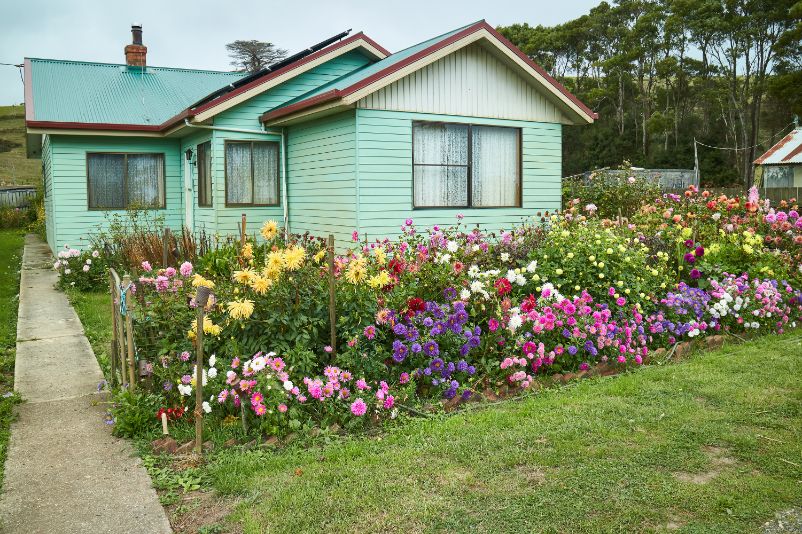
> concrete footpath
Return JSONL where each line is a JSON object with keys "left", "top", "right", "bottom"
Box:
{"left": 0, "top": 235, "right": 171, "bottom": 533}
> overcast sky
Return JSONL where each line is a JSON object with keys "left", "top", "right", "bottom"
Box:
{"left": 0, "top": 0, "right": 601, "bottom": 105}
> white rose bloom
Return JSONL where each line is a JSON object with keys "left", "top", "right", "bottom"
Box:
{"left": 506, "top": 269, "right": 516, "bottom": 282}
{"left": 470, "top": 280, "right": 484, "bottom": 293}
{"left": 202, "top": 401, "right": 212, "bottom": 414}
{"left": 447, "top": 241, "right": 459, "bottom": 253}
{"left": 64, "top": 269, "right": 71, "bottom": 275}
{"left": 468, "top": 265, "right": 480, "bottom": 278}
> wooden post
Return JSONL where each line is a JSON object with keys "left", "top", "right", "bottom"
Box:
{"left": 327, "top": 234, "right": 336, "bottom": 357}
{"left": 122, "top": 274, "right": 137, "bottom": 391}
{"left": 161, "top": 412, "right": 169, "bottom": 436}
{"left": 194, "top": 286, "right": 211, "bottom": 456}
{"left": 240, "top": 213, "right": 247, "bottom": 247}
{"left": 109, "top": 274, "right": 119, "bottom": 388}
{"left": 162, "top": 227, "right": 171, "bottom": 267}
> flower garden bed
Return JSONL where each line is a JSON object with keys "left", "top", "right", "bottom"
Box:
{"left": 53, "top": 187, "right": 802, "bottom": 450}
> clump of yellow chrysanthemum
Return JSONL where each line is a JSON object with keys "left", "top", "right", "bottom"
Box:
{"left": 314, "top": 249, "right": 327, "bottom": 263}
{"left": 266, "top": 251, "right": 284, "bottom": 273}
{"left": 261, "top": 220, "right": 278, "bottom": 241}
{"left": 367, "top": 269, "right": 391, "bottom": 289}
{"left": 282, "top": 246, "right": 305, "bottom": 271}
{"left": 233, "top": 268, "right": 257, "bottom": 285}
{"left": 250, "top": 276, "right": 272, "bottom": 295}
{"left": 373, "top": 247, "right": 387, "bottom": 265}
{"left": 345, "top": 256, "right": 367, "bottom": 284}
{"left": 192, "top": 274, "right": 215, "bottom": 289}
{"left": 188, "top": 316, "right": 222, "bottom": 340}
{"left": 241, "top": 242, "right": 254, "bottom": 260}
{"left": 227, "top": 298, "right": 255, "bottom": 320}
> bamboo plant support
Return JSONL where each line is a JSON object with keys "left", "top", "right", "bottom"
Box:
{"left": 108, "top": 274, "right": 119, "bottom": 388}
{"left": 194, "top": 286, "right": 212, "bottom": 456}
{"left": 122, "top": 274, "right": 137, "bottom": 390}
{"left": 327, "top": 234, "right": 337, "bottom": 357}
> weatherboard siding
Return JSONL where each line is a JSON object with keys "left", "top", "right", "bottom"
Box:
{"left": 214, "top": 50, "right": 373, "bottom": 130}
{"left": 286, "top": 110, "right": 357, "bottom": 244}
{"left": 355, "top": 109, "right": 561, "bottom": 238}
{"left": 357, "top": 43, "right": 568, "bottom": 124}
{"left": 48, "top": 135, "right": 183, "bottom": 250}
{"left": 43, "top": 134, "right": 55, "bottom": 250}
{"left": 179, "top": 130, "right": 215, "bottom": 236}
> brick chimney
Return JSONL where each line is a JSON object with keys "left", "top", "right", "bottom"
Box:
{"left": 124, "top": 25, "right": 147, "bottom": 67}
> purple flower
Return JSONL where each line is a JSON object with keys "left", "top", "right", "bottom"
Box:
{"left": 443, "top": 287, "right": 457, "bottom": 300}
{"left": 423, "top": 340, "right": 440, "bottom": 357}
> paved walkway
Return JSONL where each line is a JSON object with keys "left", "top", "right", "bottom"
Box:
{"left": 0, "top": 235, "right": 171, "bottom": 534}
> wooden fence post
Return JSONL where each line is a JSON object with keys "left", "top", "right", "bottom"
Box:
{"left": 240, "top": 213, "right": 247, "bottom": 247}
{"left": 194, "top": 286, "right": 211, "bottom": 456}
{"left": 109, "top": 273, "right": 119, "bottom": 388}
{"left": 122, "top": 274, "right": 137, "bottom": 391}
{"left": 327, "top": 234, "right": 336, "bottom": 357}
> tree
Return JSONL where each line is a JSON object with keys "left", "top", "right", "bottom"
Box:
{"left": 225, "top": 40, "right": 288, "bottom": 73}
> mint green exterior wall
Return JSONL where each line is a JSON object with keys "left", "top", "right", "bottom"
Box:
{"left": 204, "top": 50, "right": 373, "bottom": 238}
{"left": 46, "top": 135, "right": 183, "bottom": 250}
{"left": 180, "top": 130, "right": 214, "bottom": 235}
{"left": 286, "top": 111, "right": 357, "bottom": 244}
{"left": 354, "top": 109, "right": 562, "bottom": 237}
{"left": 42, "top": 134, "right": 55, "bottom": 250}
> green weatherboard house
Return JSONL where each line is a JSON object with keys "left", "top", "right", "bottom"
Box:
{"left": 24, "top": 21, "right": 597, "bottom": 252}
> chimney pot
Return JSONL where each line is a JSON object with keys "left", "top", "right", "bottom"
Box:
{"left": 125, "top": 25, "right": 147, "bottom": 67}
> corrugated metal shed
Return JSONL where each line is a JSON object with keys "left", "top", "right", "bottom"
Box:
{"left": 754, "top": 128, "right": 802, "bottom": 165}
{"left": 27, "top": 58, "right": 244, "bottom": 125}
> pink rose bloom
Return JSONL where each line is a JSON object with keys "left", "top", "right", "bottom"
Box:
{"left": 350, "top": 398, "right": 367, "bottom": 416}
{"left": 278, "top": 404, "right": 288, "bottom": 413}
{"left": 141, "top": 261, "right": 152, "bottom": 272}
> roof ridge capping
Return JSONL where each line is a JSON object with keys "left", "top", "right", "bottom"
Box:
{"left": 25, "top": 56, "right": 241, "bottom": 75}
{"left": 261, "top": 20, "right": 598, "bottom": 125}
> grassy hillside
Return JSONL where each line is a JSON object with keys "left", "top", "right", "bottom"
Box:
{"left": 0, "top": 105, "right": 41, "bottom": 187}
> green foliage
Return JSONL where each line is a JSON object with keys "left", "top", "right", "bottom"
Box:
{"left": 54, "top": 246, "right": 108, "bottom": 291}
{"left": 110, "top": 390, "right": 163, "bottom": 438}
{"left": 562, "top": 166, "right": 663, "bottom": 218}
{"left": 498, "top": 1, "right": 802, "bottom": 185}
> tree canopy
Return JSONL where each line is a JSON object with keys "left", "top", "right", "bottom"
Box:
{"left": 226, "top": 40, "right": 288, "bottom": 73}
{"left": 498, "top": 0, "right": 802, "bottom": 186}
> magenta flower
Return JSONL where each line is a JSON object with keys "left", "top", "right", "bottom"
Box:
{"left": 141, "top": 260, "right": 152, "bottom": 272}
{"left": 350, "top": 398, "right": 367, "bottom": 416}
{"left": 179, "top": 261, "right": 193, "bottom": 277}
{"left": 690, "top": 268, "right": 701, "bottom": 280}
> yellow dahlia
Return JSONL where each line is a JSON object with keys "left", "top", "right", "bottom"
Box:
{"left": 191, "top": 274, "right": 215, "bottom": 289}
{"left": 261, "top": 220, "right": 278, "bottom": 240}
{"left": 233, "top": 268, "right": 256, "bottom": 285}
{"left": 282, "top": 246, "right": 305, "bottom": 271}
{"left": 227, "top": 299, "right": 255, "bottom": 320}
{"left": 250, "top": 276, "right": 272, "bottom": 295}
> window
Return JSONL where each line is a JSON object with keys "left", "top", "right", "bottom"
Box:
{"left": 87, "top": 153, "right": 165, "bottom": 209}
{"left": 225, "top": 141, "right": 279, "bottom": 206}
{"left": 412, "top": 121, "right": 521, "bottom": 208}
{"left": 197, "top": 141, "right": 212, "bottom": 207}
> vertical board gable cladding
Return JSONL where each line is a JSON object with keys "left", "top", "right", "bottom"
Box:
{"left": 357, "top": 43, "right": 568, "bottom": 124}
{"left": 356, "top": 109, "right": 561, "bottom": 238}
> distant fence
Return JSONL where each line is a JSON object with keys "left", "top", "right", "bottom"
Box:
{"left": 663, "top": 186, "right": 800, "bottom": 205}
{"left": 0, "top": 187, "right": 36, "bottom": 208}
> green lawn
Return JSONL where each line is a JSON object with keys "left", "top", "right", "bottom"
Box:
{"left": 0, "top": 105, "right": 40, "bottom": 187}
{"left": 204, "top": 333, "right": 802, "bottom": 533}
{"left": 0, "top": 230, "right": 24, "bottom": 489}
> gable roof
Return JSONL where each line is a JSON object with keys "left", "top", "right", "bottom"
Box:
{"left": 754, "top": 127, "right": 802, "bottom": 165}
{"left": 24, "top": 58, "right": 243, "bottom": 129}
{"left": 261, "top": 20, "right": 597, "bottom": 125}
{"left": 24, "top": 32, "right": 389, "bottom": 134}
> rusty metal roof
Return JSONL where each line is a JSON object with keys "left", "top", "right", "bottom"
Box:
{"left": 755, "top": 128, "right": 802, "bottom": 165}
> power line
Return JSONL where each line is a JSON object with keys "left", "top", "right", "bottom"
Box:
{"left": 694, "top": 122, "right": 795, "bottom": 152}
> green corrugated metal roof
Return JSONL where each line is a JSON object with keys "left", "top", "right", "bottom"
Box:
{"left": 28, "top": 58, "right": 245, "bottom": 125}
{"left": 267, "top": 22, "right": 480, "bottom": 112}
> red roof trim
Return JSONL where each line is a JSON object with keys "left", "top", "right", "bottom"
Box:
{"left": 781, "top": 142, "right": 802, "bottom": 163}
{"left": 261, "top": 20, "right": 598, "bottom": 124}
{"left": 754, "top": 131, "right": 795, "bottom": 164}
{"left": 27, "top": 120, "right": 163, "bottom": 132}
{"left": 260, "top": 90, "right": 343, "bottom": 121}
{"left": 188, "top": 32, "right": 388, "bottom": 117}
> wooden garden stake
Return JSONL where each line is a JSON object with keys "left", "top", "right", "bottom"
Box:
{"left": 327, "top": 234, "right": 336, "bottom": 357}
{"left": 122, "top": 274, "right": 137, "bottom": 391}
{"left": 194, "top": 286, "right": 212, "bottom": 456}
{"left": 162, "top": 227, "right": 171, "bottom": 267}
{"left": 240, "top": 213, "right": 247, "bottom": 247}
{"left": 161, "top": 412, "right": 169, "bottom": 435}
